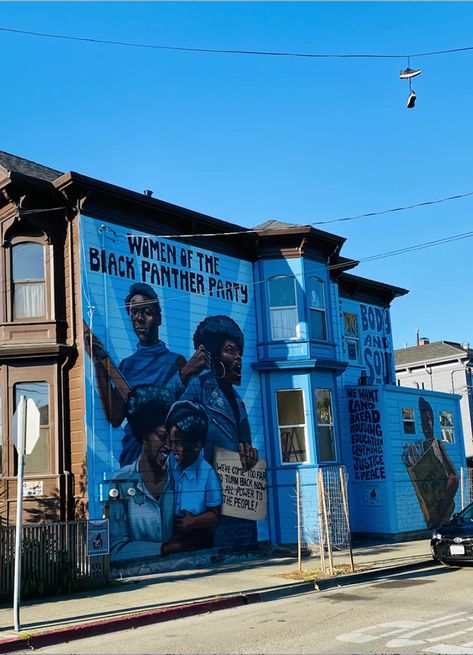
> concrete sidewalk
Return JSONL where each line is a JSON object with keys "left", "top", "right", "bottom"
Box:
{"left": 0, "top": 538, "right": 437, "bottom": 652}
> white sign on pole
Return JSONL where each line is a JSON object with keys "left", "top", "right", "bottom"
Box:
{"left": 25, "top": 398, "right": 40, "bottom": 455}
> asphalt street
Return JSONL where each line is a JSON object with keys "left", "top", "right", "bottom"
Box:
{"left": 26, "top": 565, "right": 473, "bottom": 655}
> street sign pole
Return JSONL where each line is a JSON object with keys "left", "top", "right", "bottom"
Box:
{"left": 13, "top": 396, "right": 27, "bottom": 633}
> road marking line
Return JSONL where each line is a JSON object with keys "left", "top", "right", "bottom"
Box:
{"left": 423, "top": 644, "right": 473, "bottom": 654}
{"left": 426, "top": 627, "right": 473, "bottom": 643}
{"left": 386, "top": 617, "right": 470, "bottom": 647}
{"left": 337, "top": 614, "right": 472, "bottom": 646}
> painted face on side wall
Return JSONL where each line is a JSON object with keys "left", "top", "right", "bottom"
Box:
{"left": 129, "top": 294, "right": 161, "bottom": 345}
{"left": 142, "top": 425, "right": 169, "bottom": 469}
{"left": 220, "top": 339, "right": 243, "bottom": 387}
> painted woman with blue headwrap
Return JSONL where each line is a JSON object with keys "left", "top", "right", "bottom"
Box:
{"left": 180, "top": 315, "right": 259, "bottom": 549}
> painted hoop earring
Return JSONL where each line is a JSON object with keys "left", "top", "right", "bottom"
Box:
{"left": 215, "top": 361, "right": 226, "bottom": 379}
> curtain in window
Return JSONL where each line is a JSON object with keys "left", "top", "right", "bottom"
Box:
{"left": 271, "top": 308, "right": 298, "bottom": 339}
{"left": 13, "top": 282, "right": 46, "bottom": 319}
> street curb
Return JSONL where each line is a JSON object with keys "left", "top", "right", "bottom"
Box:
{"left": 0, "top": 558, "right": 437, "bottom": 652}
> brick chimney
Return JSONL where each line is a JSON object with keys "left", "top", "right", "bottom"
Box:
{"left": 419, "top": 337, "right": 430, "bottom": 346}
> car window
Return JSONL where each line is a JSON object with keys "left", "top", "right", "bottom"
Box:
{"left": 460, "top": 504, "right": 473, "bottom": 521}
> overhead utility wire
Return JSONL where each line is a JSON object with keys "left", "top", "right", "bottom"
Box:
{"left": 15, "top": 188, "right": 473, "bottom": 229}
{"left": 112, "top": 188, "right": 473, "bottom": 240}
{"left": 328, "top": 230, "right": 473, "bottom": 271}
{"left": 312, "top": 190, "right": 473, "bottom": 226}
{"left": 94, "top": 227, "right": 473, "bottom": 312}
{"left": 1, "top": 26, "right": 473, "bottom": 59}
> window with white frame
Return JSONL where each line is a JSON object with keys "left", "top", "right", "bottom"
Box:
{"left": 402, "top": 407, "right": 416, "bottom": 434}
{"left": 308, "top": 277, "right": 327, "bottom": 340}
{"left": 268, "top": 276, "right": 298, "bottom": 340}
{"left": 12, "top": 242, "right": 46, "bottom": 320}
{"left": 14, "top": 382, "right": 50, "bottom": 474}
{"left": 344, "top": 312, "right": 359, "bottom": 363}
{"left": 276, "top": 389, "right": 307, "bottom": 463}
{"left": 315, "top": 389, "right": 336, "bottom": 462}
{"left": 440, "top": 410, "right": 455, "bottom": 443}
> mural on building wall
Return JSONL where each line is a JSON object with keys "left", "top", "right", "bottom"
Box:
{"left": 402, "top": 397, "right": 459, "bottom": 528}
{"left": 359, "top": 304, "right": 394, "bottom": 385}
{"left": 80, "top": 217, "right": 266, "bottom": 561}
{"left": 348, "top": 386, "right": 386, "bottom": 481}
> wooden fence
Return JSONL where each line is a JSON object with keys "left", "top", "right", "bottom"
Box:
{"left": 0, "top": 521, "right": 108, "bottom": 600}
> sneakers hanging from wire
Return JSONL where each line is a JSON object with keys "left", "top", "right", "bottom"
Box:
{"left": 400, "top": 57, "right": 422, "bottom": 109}
{"left": 406, "top": 88, "right": 417, "bottom": 108}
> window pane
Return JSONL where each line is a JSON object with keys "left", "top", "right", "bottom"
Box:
{"left": 13, "top": 281, "right": 46, "bottom": 319}
{"left": 316, "top": 389, "right": 336, "bottom": 462}
{"left": 318, "top": 426, "right": 336, "bottom": 461}
{"left": 316, "top": 389, "right": 332, "bottom": 423}
{"left": 12, "top": 243, "right": 45, "bottom": 281}
{"left": 440, "top": 411, "right": 454, "bottom": 427}
{"left": 441, "top": 428, "right": 454, "bottom": 444}
{"left": 402, "top": 408, "right": 414, "bottom": 421}
{"left": 280, "top": 427, "right": 307, "bottom": 463}
{"left": 440, "top": 411, "right": 455, "bottom": 443}
{"left": 403, "top": 421, "right": 416, "bottom": 435}
{"left": 276, "top": 390, "right": 305, "bottom": 425}
{"left": 271, "top": 308, "right": 298, "bottom": 340}
{"left": 12, "top": 243, "right": 46, "bottom": 319}
{"left": 268, "top": 277, "right": 296, "bottom": 308}
{"left": 344, "top": 312, "right": 358, "bottom": 338}
{"left": 310, "top": 309, "right": 327, "bottom": 340}
{"left": 14, "top": 382, "right": 50, "bottom": 474}
{"left": 309, "top": 278, "right": 325, "bottom": 309}
{"left": 24, "top": 427, "right": 50, "bottom": 474}
{"left": 346, "top": 339, "right": 359, "bottom": 362}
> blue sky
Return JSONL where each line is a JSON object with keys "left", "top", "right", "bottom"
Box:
{"left": 3, "top": 2, "right": 473, "bottom": 349}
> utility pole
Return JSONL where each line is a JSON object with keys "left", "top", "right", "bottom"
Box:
{"left": 13, "top": 396, "right": 27, "bottom": 633}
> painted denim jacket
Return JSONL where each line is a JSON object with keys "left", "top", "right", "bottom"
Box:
{"left": 181, "top": 371, "right": 251, "bottom": 465}
{"left": 108, "top": 461, "right": 174, "bottom": 561}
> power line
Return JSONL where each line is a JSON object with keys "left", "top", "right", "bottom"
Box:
{"left": 328, "top": 230, "right": 473, "bottom": 271}
{"left": 1, "top": 25, "right": 473, "bottom": 60}
{"left": 13, "top": 187, "right": 473, "bottom": 234}
{"left": 312, "top": 190, "right": 473, "bottom": 226}
{"left": 84, "top": 224, "right": 473, "bottom": 313}
{"left": 105, "top": 188, "right": 473, "bottom": 241}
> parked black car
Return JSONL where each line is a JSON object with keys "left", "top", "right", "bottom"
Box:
{"left": 431, "top": 501, "right": 473, "bottom": 564}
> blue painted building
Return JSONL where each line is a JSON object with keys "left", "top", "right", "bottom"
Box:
{"left": 0, "top": 153, "right": 465, "bottom": 563}
{"left": 250, "top": 221, "right": 465, "bottom": 544}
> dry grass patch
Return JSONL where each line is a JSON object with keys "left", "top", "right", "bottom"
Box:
{"left": 276, "top": 563, "right": 371, "bottom": 581}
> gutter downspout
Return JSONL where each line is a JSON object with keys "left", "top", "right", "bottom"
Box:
{"left": 423, "top": 362, "right": 433, "bottom": 390}
{"left": 60, "top": 208, "right": 79, "bottom": 520}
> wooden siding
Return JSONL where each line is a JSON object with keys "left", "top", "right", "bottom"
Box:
{"left": 67, "top": 217, "right": 88, "bottom": 519}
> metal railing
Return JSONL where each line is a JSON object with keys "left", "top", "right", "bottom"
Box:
{"left": 0, "top": 521, "right": 107, "bottom": 600}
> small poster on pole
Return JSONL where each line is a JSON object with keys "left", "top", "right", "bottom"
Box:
{"left": 87, "top": 519, "right": 110, "bottom": 557}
